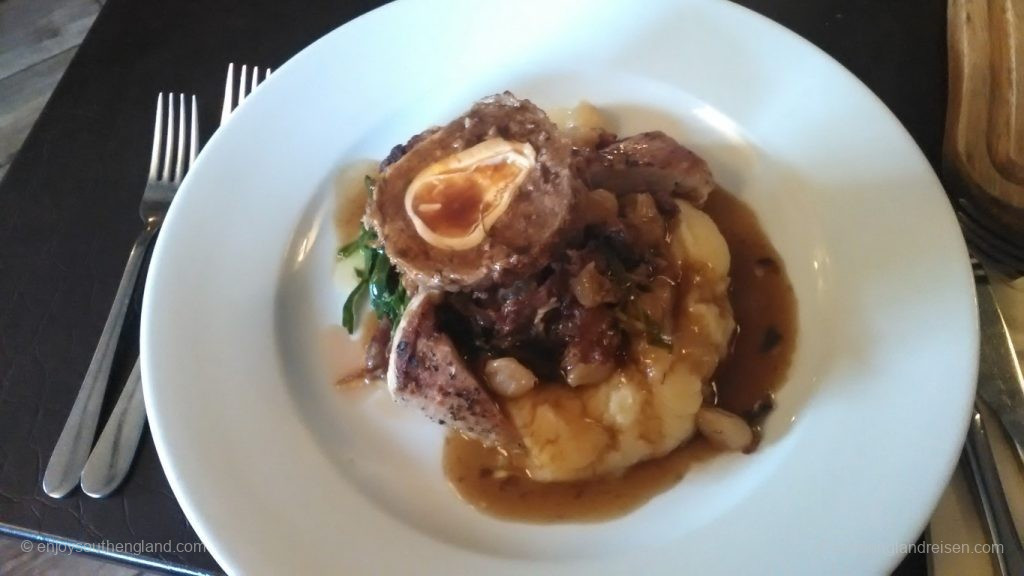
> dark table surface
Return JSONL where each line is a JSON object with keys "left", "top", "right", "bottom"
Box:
{"left": 0, "top": 0, "right": 945, "bottom": 574}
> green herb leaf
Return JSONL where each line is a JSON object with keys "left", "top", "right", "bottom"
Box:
{"left": 337, "top": 194, "right": 408, "bottom": 334}
{"left": 642, "top": 311, "right": 673, "bottom": 350}
{"left": 368, "top": 252, "right": 390, "bottom": 305}
{"left": 338, "top": 226, "right": 378, "bottom": 260}
{"left": 598, "top": 239, "right": 633, "bottom": 291}
{"left": 342, "top": 279, "right": 368, "bottom": 334}
{"left": 338, "top": 232, "right": 363, "bottom": 259}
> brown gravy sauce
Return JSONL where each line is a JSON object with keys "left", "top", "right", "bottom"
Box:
{"left": 443, "top": 188, "right": 798, "bottom": 522}
{"left": 335, "top": 173, "right": 368, "bottom": 243}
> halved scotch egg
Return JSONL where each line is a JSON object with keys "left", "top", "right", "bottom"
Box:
{"left": 404, "top": 138, "right": 536, "bottom": 251}
{"left": 366, "top": 92, "right": 577, "bottom": 290}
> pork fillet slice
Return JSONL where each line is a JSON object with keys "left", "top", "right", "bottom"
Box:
{"left": 387, "top": 291, "right": 518, "bottom": 446}
{"left": 588, "top": 130, "right": 715, "bottom": 206}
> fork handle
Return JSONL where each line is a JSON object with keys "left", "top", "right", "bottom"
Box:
{"left": 80, "top": 358, "right": 146, "bottom": 497}
{"left": 42, "top": 224, "right": 157, "bottom": 498}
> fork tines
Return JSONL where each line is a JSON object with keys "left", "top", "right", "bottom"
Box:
{"left": 221, "top": 63, "right": 273, "bottom": 125}
{"left": 149, "top": 92, "right": 198, "bottom": 184}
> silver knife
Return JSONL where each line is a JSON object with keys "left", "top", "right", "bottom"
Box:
{"left": 975, "top": 272, "right": 1024, "bottom": 460}
{"left": 963, "top": 407, "right": 1024, "bottom": 576}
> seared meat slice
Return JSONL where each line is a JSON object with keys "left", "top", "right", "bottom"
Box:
{"left": 587, "top": 131, "right": 715, "bottom": 206}
{"left": 387, "top": 290, "right": 518, "bottom": 446}
{"left": 368, "top": 92, "right": 578, "bottom": 290}
{"left": 364, "top": 317, "right": 392, "bottom": 375}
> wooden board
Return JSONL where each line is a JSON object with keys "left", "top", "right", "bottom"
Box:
{"left": 987, "top": 0, "right": 1024, "bottom": 184}
{"left": 0, "top": 48, "right": 77, "bottom": 168}
{"left": 0, "top": 0, "right": 98, "bottom": 178}
{"left": 0, "top": 0, "right": 99, "bottom": 82}
{"left": 945, "top": 0, "right": 1024, "bottom": 248}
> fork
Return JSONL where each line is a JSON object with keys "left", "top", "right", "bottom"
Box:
{"left": 220, "top": 62, "right": 272, "bottom": 125}
{"left": 78, "top": 65, "right": 272, "bottom": 498}
{"left": 43, "top": 93, "right": 199, "bottom": 498}
{"left": 77, "top": 93, "right": 199, "bottom": 498}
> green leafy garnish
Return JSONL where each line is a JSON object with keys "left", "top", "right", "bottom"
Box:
{"left": 338, "top": 223, "right": 408, "bottom": 334}
{"left": 367, "top": 246, "right": 409, "bottom": 327}
{"left": 337, "top": 175, "right": 407, "bottom": 334}
{"left": 338, "top": 226, "right": 374, "bottom": 259}
{"left": 613, "top": 308, "right": 672, "bottom": 350}
{"left": 642, "top": 311, "right": 673, "bottom": 350}
{"left": 342, "top": 279, "right": 367, "bottom": 333}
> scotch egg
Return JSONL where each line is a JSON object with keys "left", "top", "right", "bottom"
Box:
{"left": 367, "top": 92, "right": 576, "bottom": 290}
{"left": 404, "top": 138, "right": 536, "bottom": 251}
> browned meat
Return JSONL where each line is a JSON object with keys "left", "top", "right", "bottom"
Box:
{"left": 368, "top": 92, "right": 579, "bottom": 291}
{"left": 442, "top": 242, "right": 631, "bottom": 384}
{"left": 489, "top": 280, "right": 556, "bottom": 344}
{"left": 555, "top": 303, "right": 622, "bottom": 387}
{"left": 620, "top": 192, "right": 667, "bottom": 251}
{"left": 379, "top": 127, "right": 441, "bottom": 172}
{"left": 587, "top": 131, "right": 714, "bottom": 206}
{"left": 446, "top": 267, "right": 565, "bottom": 351}
{"left": 387, "top": 290, "right": 518, "bottom": 446}
{"left": 364, "top": 317, "right": 392, "bottom": 374}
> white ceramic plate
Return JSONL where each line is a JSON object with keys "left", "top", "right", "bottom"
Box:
{"left": 141, "top": 1, "right": 978, "bottom": 574}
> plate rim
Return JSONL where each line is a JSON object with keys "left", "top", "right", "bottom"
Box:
{"left": 141, "top": 1, "right": 978, "bottom": 574}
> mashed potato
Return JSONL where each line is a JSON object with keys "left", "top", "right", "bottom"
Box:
{"left": 505, "top": 201, "right": 735, "bottom": 481}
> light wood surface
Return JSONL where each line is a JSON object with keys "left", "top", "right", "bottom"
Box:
{"left": 945, "top": 0, "right": 1024, "bottom": 239}
{"left": 0, "top": 0, "right": 99, "bottom": 180}
{"left": 0, "top": 48, "right": 78, "bottom": 167}
{"left": 0, "top": 0, "right": 99, "bottom": 81}
{"left": 986, "top": 0, "right": 1024, "bottom": 183}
